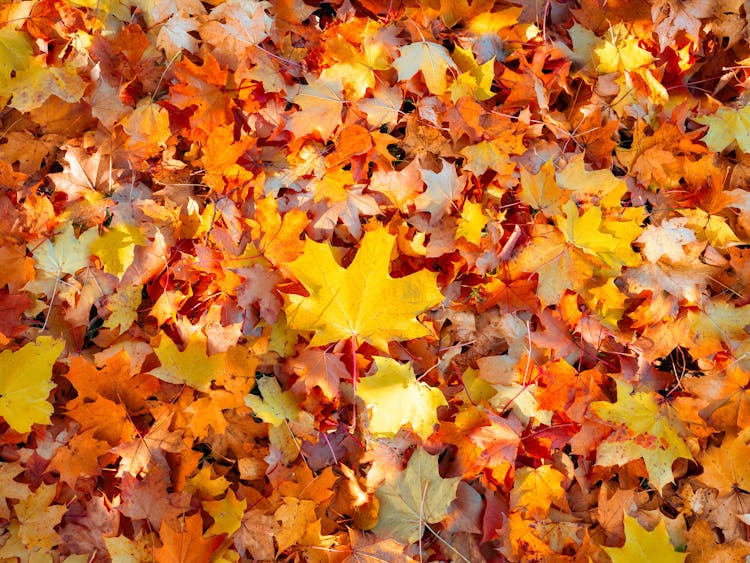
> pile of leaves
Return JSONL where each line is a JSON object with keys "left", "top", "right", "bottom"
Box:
{"left": 2, "top": 0, "right": 750, "bottom": 560}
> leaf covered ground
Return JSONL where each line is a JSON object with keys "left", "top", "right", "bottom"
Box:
{"left": 1, "top": 0, "right": 750, "bottom": 561}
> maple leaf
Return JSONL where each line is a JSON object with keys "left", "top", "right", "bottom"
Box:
{"left": 415, "top": 159, "right": 466, "bottom": 226}
{"left": 0, "top": 336, "right": 64, "bottom": 433}
{"left": 555, "top": 199, "right": 643, "bottom": 273}
{"left": 455, "top": 200, "right": 488, "bottom": 245}
{"left": 103, "top": 285, "right": 143, "bottom": 332}
{"left": 510, "top": 222, "right": 600, "bottom": 307}
{"left": 357, "top": 356, "right": 447, "bottom": 440}
{"left": 47, "top": 428, "right": 110, "bottom": 486}
{"left": 1, "top": 484, "right": 67, "bottom": 554}
{"left": 203, "top": 489, "right": 247, "bottom": 536}
{"left": 343, "top": 529, "right": 416, "bottom": 563}
{"left": 372, "top": 448, "right": 460, "bottom": 543}
{"left": 66, "top": 394, "right": 134, "bottom": 445}
{"left": 448, "top": 45, "right": 495, "bottom": 102}
{"left": 244, "top": 376, "right": 300, "bottom": 426}
{"left": 31, "top": 223, "right": 97, "bottom": 279}
{"left": 590, "top": 379, "right": 694, "bottom": 492}
{"left": 121, "top": 99, "right": 172, "bottom": 156}
{"left": 156, "top": 13, "right": 201, "bottom": 58}
{"left": 695, "top": 429, "right": 750, "bottom": 497}
{"left": 200, "top": 0, "right": 272, "bottom": 65}
{"left": 684, "top": 300, "right": 750, "bottom": 359}
{"left": 556, "top": 153, "right": 628, "bottom": 209}
{"left": 0, "top": 462, "right": 28, "bottom": 520}
{"left": 283, "top": 225, "right": 444, "bottom": 352}
{"left": 519, "top": 160, "right": 564, "bottom": 217}
{"left": 392, "top": 41, "right": 458, "bottom": 95}
{"left": 48, "top": 145, "right": 115, "bottom": 201}
{"left": 288, "top": 348, "right": 348, "bottom": 400}
{"left": 169, "top": 53, "right": 232, "bottom": 134}
{"left": 150, "top": 332, "right": 228, "bottom": 392}
{"left": 602, "top": 514, "right": 687, "bottom": 563}
{"left": 274, "top": 496, "right": 336, "bottom": 554}
{"left": 636, "top": 218, "right": 697, "bottom": 263}
{"left": 510, "top": 465, "right": 566, "bottom": 519}
{"left": 592, "top": 23, "right": 654, "bottom": 73}
{"left": 235, "top": 510, "right": 279, "bottom": 560}
{"left": 104, "top": 534, "right": 153, "bottom": 563}
{"left": 0, "top": 58, "right": 87, "bottom": 113}
{"left": 695, "top": 105, "right": 750, "bottom": 153}
{"left": 285, "top": 73, "right": 345, "bottom": 140}
{"left": 0, "top": 26, "right": 33, "bottom": 79}
{"left": 91, "top": 223, "right": 146, "bottom": 278}
{"left": 244, "top": 375, "right": 315, "bottom": 465}
{"left": 155, "top": 514, "right": 223, "bottom": 563}
{"left": 652, "top": 0, "right": 713, "bottom": 50}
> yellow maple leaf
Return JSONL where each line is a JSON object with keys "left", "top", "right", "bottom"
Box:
{"left": 103, "top": 285, "right": 143, "bottom": 332}
{"left": 556, "top": 154, "right": 628, "bottom": 209}
{"left": 0, "top": 337, "right": 64, "bottom": 433}
{"left": 150, "top": 332, "right": 227, "bottom": 392}
{"left": 186, "top": 465, "right": 231, "bottom": 498}
{"left": 677, "top": 208, "right": 741, "bottom": 249}
{"left": 0, "top": 58, "right": 87, "bottom": 113}
{"left": 244, "top": 376, "right": 300, "bottom": 427}
{"left": 32, "top": 223, "right": 97, "bottom": 278}
{"left": 684, "top": 300, "right": 750, "bottom": 359}
{"left": 602, "top": 514, "right": 687, "bottom": 563}
{"left": 585, "top": 279, "right": 628, "bottom": 327}
{"left": 392, "top": 41, "right": 458, "bottom": 95}
{"left": 467, "top": 7, "right": 523, "bottom": 35}
{"left": 357, "top": 356, "right": 447, "bottom": 440}
{"left": 283, "top": 225, "right": 444, "bottom": 352}
{"left": 593, "top": 23, "right": 654, "bottom": 73}
{"left": 448, "top": 45, "right": 495, "bottom": 102}
{"left": 591, "top": 379, "right": 694, "bottom": 492}
{"left": 0, "top": 26, "right": 33, "bottom": 79}
{"left": 510, "top": 465, "right": 566, "bottom": 519}
{"left": 244, "top": 375, "right": 315, "bottom": 464}
{"left": 695, "top": 105, "right": 750, "bottom": 153}
{"left": 555, "top": 199, "right": 643, "bottom": 273}
{"left": 91, "top": 223, "right": 146, "bottom": 278}
{"left": 455, "top": 200, "right": 488, "bottom": 245}
{"left": 519, "top": 160, "right": 564, "bottom": 217}
{"left": 203, "top": 490, "right": 247, "bottom": 536}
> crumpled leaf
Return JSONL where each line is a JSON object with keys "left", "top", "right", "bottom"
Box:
{"left": 590, "top": 379, "right": 694, "bottom": 492}
{"left": 357, "top": 356, "right": 447, "bottom": 440}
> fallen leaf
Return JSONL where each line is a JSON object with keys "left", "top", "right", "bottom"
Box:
{"left": 602, "top": 514, "right": 687, "bottom": 563}
{"left": 357, "top": 356, "right": 447, "bottom": 440}
{"left": 0, "top": 336, "right": 64, "bottom": 433}
{"left": 372, "top": 447, "right": 460, "bottom": 543}
{"left": 283, "top": 225, "right": 444, "bottom": 352}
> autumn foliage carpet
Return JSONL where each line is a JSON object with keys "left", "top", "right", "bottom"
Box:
{"left": 2, "top": 0, "right": 750, "bottom": 561}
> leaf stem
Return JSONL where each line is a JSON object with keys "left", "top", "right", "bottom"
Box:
{"left": 423, "top": 522, "right": 471, "bottom": 563}
{"left": 350, "top": 336, "right": 358, "bottom": 433}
